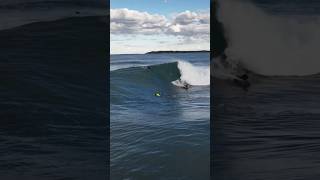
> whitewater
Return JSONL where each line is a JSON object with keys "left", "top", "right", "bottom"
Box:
{"left": 216, "top": 0, "right": 320, "bottom": 76}
{"left": 172, "top": 61, "right": 210, "bottom": 87}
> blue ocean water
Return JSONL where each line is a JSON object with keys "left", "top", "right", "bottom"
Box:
{"left": 0, "top": 1, "right": 107, "bottom": 179}
{"left": 110, "top": 52, "right": 210, "bottom": 180}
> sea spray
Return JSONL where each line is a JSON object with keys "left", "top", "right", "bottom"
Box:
{"left": 172, "top": 61, "right": 210, "bottom": 86}
{"left": 218, "top": 0, "right": 320, "bottom": 76}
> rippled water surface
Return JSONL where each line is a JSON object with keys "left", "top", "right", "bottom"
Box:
{"left": 110, "top": 53, "right": 210, "bottom": 180}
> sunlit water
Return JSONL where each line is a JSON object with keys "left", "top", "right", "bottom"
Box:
{"left": 110, "top": 53, "right": 210, "bottom": 180}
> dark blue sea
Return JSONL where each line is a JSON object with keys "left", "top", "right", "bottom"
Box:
{"left": 110, "top": 52, "right": 210, "bottom": 180}
{"left": 0, "top": 1, "right": 107, "bottom": 179}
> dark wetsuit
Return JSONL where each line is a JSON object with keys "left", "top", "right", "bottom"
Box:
{"left": 233, "top": 74, "right": 250, "bottom": 90}
{"left": 182, "top": 83, "right": 191, "bottom": 90}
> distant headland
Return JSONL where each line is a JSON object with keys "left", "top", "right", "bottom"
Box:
{"left": 146, "top": 50, "right": 210, "bottom": 54}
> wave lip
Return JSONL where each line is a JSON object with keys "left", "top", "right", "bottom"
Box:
{"left": 172, "top": 61, "right": 210, "bottom": 87}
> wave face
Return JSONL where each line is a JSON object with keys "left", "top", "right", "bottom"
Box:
{"left": 218, "top": 0, "right": 320, "bottom": 76}
{"left": 111, "top": 61, "right": 209, "bottom": 102}
{"left": 111, "top": 62, "right": 180, "bottom": 106}
{"left": 111, "top": 62, "right": 179, "bottom": 93}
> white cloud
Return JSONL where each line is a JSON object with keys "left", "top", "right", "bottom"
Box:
{"left": 167, "top": 10, "right": 210, "bottom": 39}
{"left": 110, "top": 8, "right": 210, "bottom": 40}
{"left": 173, "top": 11, "right": 199, "bottom": 25}
{"left": 110, "top": 8, "right": 167, "bottom": 35}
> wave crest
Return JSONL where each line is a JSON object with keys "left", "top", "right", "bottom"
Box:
{"left": 172, "top": 61, "right": 210, "bottom": 86}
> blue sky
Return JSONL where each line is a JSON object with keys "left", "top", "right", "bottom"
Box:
{"left": 110, "top": 0, "right": 210, "bottom": 54}
{"left": 111, "top": 0, "right": 210, "bottom": 15}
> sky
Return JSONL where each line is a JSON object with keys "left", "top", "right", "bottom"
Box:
{"left": 110, "top": 0, "right": 210, "bottom": 54}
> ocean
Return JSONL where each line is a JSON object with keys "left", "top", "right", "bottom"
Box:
{"left": 0, "top": 1, "right": 108, "bottom": 179}
{"left": 110, "top": 52, "right": 210, "bottom": 180}
{"left": 213, "top": 0, "right": 320, "bottom": 179}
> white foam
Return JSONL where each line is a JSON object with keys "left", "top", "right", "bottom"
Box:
{"left": 218, "top": 0, "right": 320, "bottom": 76}
{"left": 172, "top": 61, "right": 210, "bottom": 86}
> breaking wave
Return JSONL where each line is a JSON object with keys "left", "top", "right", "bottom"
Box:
{"left": 217, "top": 0, "right": 320, "bottom": 76}
{"left": 110, "top": 61, "right": 209, "bottom": 103}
